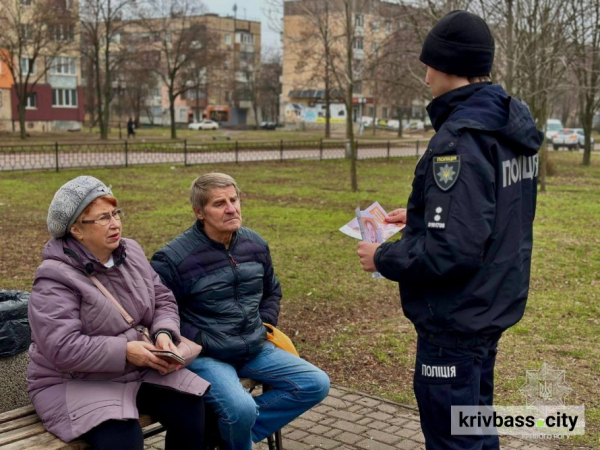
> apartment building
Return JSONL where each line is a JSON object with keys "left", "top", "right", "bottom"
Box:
{"left": 0, "top": 0, "right": 83, "bottom": 132}
{"left": 113, "top": 13, "right": 261, "bottom": 127}
{"left": 282, "top": 0, "right": 425, "bottom": 128}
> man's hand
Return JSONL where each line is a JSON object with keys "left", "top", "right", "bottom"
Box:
{"left": 385, "top": 208, "right": 407, "bottom": 225}
{"left": 357, "top": 242, "right": 381, "bottom": 272}
{"left": 155, "top": 333, "right": 183, "bottom": 373}
{"left": 126, "top": 341, "right": 170, "bottom": 375}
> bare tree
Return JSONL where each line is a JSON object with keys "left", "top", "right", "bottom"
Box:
{"left": 257, "top": 50, "right": 282, "bottom": 123}
{"left": 135, "top": 0, "right": 208, "bottom": 139}
{"left": 0, "top": 0, "right": 77, "bottom": 139}
{"left": 120, "top": 50, "right": 159, "bottom": 127}
{"left": 80, "top": 0, "right": 134, "bottom": 139}
{"left": 568, "top": 0, "right": 600, "bottom": 165}
{"left": 181, "top": 25, "right": 223, "bottom": 122}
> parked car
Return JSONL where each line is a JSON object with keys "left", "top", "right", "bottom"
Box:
{"left": 260, "top": 122, "right": 278, "bottom": 130}
{"left": 572, "top": 128, "right": 595, "bottom": 149}
{"left": 546, "top": 119, "right": 564, "bottom": 139}
{"left": 188, "top": 120, "right": 219, "bottom": 131}
{"left": 551, "top": 129, "right": 578, "bottom": 150}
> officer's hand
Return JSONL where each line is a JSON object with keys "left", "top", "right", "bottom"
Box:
{"left": 357, "top": 242, "right": 380, "bottom": 272}
{"left": 385, "top": 208, "right": 407, "bottom": 225}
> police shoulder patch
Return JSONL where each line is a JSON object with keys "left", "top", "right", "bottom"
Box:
{"left": 433, "top": 155, "right": 461, "bottom": 191}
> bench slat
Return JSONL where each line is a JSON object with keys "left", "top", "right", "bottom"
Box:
{"left": 0, "top": 422, "right": 47, "bottom": 447}
{"left": 0, "top": 406, "right": 36, "bottom": 425}
{"left": 0, "top": 431, "right": 87, "bottom": 450}
{"left": 0, "top": 413, "right": 41, "bottom": 434}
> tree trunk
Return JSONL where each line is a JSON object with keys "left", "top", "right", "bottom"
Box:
{"left": 505, "top": 0, "right": 514, "bottom": 94}
{"left": 582, "top": 103, "right": 593, "bottom": 166}
{"left": 372, "top": 103, "right": 377, "bottom": 135}
{"left": 345, "top": 1, "right": 357, "bottom": 192}
{"left": 324, "top": 64, "right": 331, "bottom": 139}
{"left": 397, "top": 107, "right": 403, "bottom": 138}
{"left": 169, "top": 92, "right": 177, "bottom": 140}
{"left": 18, "top": 93, "right": 27, "bottom": 140}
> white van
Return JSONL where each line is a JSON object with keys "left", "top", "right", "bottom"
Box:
{"left": 546, "top": 119, "right": 563, "bottom": 139}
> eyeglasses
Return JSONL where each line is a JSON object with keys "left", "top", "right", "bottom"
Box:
{"left": 81, "top": 209, "right": 124, "bottom": 226}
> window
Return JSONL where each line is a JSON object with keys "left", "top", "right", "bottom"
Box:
{"left": 238, "top": 33, "right": 254, "bottom": 45}
{"left": 371, "top": 21, "right": 379, "bottom": 32}
{"left": 382, "top": 107, "right": 388, "bottom": 119}
{"left": 371, "top": 42, "right": 378, "bottom": 53}
{"left": 52, "top": 89, "right": 78, "bottom": 107}
{"left": 386, "top": 22, "right": 392, "bottom": 34}
{"left": 354, "top": 81, "right": 362, "bottom": 95}
{"left": 179, "top": 109, "right": 187, "bottom": 120}
{"left": 225, "top": 91, "right": 231, "bottom": 102}
{"left": 353, "top": 37, "right": 364, "bottom": 50}
{"left": 20, "top": 25, "right": 33, "bottom": 40}
{"left": 225, "top": 34, "right": 231, "bottom": 46}
{"left": 355, "top": 14, "right": 364, "bottom": 28}
{"left": 26, "top": 92, "right": 37, "bottom": 109}
{"left": 153, "top": 88, "right": 161, "bottom": 98}
{"left": 50, "top": 57, "right": 77, "bottom": 75}
{"left": 368, "top": 107, "right": 373, "bottom": 117}
{"left": 50, "top": 24, "right": 75, "bottom": 42}
{"left": 21, "top": 57, "right": 34, "bottom": 76}
{"left": 20, "top": 0, "right": 32, "bottom": 6}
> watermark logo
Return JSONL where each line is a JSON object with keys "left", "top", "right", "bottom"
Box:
{"left": 451, "top": 362, "right": 584, "bottom": 438}
{"left": 519, "top": 362, "right": 573, "bottom": 411}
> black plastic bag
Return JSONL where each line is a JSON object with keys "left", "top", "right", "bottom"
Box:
{"left": 0, "top": 290, "right": 31, "bottom": 357}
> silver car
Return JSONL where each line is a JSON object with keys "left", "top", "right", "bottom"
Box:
{"left": 572, "top": 128, "right": 595, "bottom": 149}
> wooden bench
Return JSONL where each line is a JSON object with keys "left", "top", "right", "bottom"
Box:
{"left": 0, "top": 379, "right": 282, "bottom": 450}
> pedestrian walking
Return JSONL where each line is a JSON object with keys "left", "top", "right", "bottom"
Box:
{"left": 127, "top": 116, "right": 136, "bottom": 138}
{"left": 357, "top": 10, "right": 544, "bottom": 449}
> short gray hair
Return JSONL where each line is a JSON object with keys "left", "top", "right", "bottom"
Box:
{"left": 190, "top": 173, "right": 240, "bottom": 211}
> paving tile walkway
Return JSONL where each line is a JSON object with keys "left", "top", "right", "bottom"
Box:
{"left": 144, "top": 385, "right": 560, "bottom": 450}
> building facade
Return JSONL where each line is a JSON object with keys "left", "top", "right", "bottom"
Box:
{"left": 112, "top": 13, "right": 262, "bottom": 128}
{"left": 282, "top": 0, "right": 426, "bottom": 129}
{"left": 0, "top": 0, "right": 83, "bottom": 133}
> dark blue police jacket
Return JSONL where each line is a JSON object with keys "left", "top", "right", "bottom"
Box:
{"left": 374, "top": 83, "right": 544, "bottom": 338}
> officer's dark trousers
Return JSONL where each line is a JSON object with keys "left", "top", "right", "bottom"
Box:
{"left": 413, "top": 335, "right": 501, "bottom": 450}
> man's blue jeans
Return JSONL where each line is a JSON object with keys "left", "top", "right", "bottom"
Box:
{"left": 188, "top": 342, "right": 330, "bottom": 450}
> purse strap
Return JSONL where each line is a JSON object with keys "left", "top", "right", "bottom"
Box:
{"left": 87, "top": 274, "right": 134, "bottom": 325}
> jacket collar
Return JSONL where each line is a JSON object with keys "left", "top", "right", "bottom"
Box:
{"left": 194, "top": 220, "right": 238, "bottom": 250}
{"left": 60, "top": 236, "right": 127, "bottom": 274}
{"left": 427, "top": 82, "right": 491, "bottom": 132}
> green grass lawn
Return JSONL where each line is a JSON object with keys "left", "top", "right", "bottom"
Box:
{"left": 0, "top": 152, "right": 598, "bottom": 446}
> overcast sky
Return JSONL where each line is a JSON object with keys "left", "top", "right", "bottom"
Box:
{"left": 206, "top": 0, "right": 282, "bottom": 53}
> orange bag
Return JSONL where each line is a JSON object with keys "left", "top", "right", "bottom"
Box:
{"left": 263, "top": 323, "right": 300, "bottom": 357}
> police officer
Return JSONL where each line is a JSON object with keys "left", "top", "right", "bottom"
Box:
{"left": 357, "top": 10, "right": 544, "bottom": 449}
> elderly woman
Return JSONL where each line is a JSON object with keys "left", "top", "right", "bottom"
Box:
{"left": 27, "top": 176, "right": 210, "bottom": 450}
{"left": 151, "top": 173, "right": 330, "bottom": 450}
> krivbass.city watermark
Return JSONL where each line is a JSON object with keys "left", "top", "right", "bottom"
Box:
{"left": 451, "top": 405, "right": 584, "bottom": 437}
{"left": 451, "top": 363, "right": 585, "bottom": 438}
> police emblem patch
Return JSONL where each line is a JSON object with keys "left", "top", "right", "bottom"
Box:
{"left": 433, "top": 155, "right": 461, "bottom": 191}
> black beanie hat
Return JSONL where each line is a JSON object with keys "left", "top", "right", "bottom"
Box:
{"left": 419, "top": 10, "right": 495, "bottom": 77}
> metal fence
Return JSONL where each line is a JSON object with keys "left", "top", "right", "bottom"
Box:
{"left": 1, "top": 139, "right": 596, "bottom": 172}
{"left": 0, "top": 140, "right": 426, "bottom": 172}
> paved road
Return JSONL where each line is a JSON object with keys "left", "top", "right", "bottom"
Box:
{"left": 143, "top": 385, "right": 559, "bottom": 450}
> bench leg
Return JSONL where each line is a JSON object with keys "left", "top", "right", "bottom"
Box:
{"left": 266, "top": 429, "right": 283, "bottom": 450}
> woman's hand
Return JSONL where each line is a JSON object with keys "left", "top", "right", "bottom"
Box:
{"left": 155, "top": 333, "right": 184, "bottom": 373}
{"left": 126, "top": 341, "right": 170, "bottom": 375}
